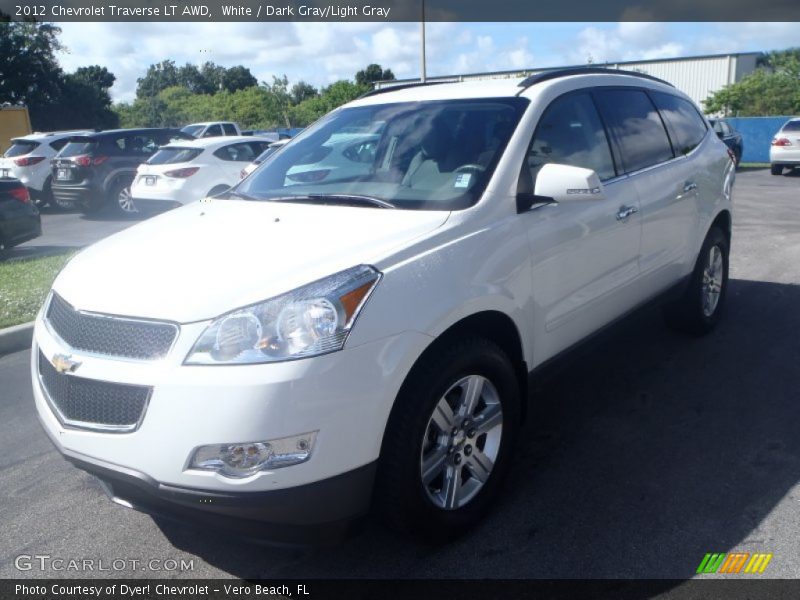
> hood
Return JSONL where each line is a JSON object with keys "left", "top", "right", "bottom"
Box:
{"left": 54, "top": 200, "right": 449, "bottom": 322}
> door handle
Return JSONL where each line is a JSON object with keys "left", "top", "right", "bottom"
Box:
{"left": 616, "top": 205, "right": 638, "bottom": 221}
{"left": 682, "top": 181, "right": 698, "bottom": 194}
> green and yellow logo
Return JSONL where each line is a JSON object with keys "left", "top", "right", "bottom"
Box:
{"left": 696, "top": 552, "right": 773, "bottom": 574}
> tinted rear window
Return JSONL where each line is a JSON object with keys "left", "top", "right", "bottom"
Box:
{"left": 594, "top": 89, "right": 674, "bottom": 173}
{"left": 58, "top": 138, "right": 99, "bottom": 157}
{"left": 650, "top": 92, "right": 707, "bottom": 156}
{"left": 4, "top": 140, "right": 40, "bottom": 157}
{"left": 147, "top": 147, "right": 203, "bottom": 165}
{"left": 782, "top": 121, "right": 800, "bottom": 132}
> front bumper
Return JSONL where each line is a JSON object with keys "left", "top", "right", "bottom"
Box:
{"left": 42, "top": 424, "right": 375, "bottom": 544}
{"left": 32, "top": 309, "right": 431, "bottom": 534}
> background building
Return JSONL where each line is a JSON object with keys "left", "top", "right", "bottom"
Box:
{"left": 375, "top": 52, "right": 762, "bottom": 109}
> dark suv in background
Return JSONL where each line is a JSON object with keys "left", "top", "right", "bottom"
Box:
{"left": 51, "top": 128, "right": 192, "bottom": 215}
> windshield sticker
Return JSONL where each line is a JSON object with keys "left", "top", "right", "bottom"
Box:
{"left": 454, "top": 173, "right": 472, "bottom": 188}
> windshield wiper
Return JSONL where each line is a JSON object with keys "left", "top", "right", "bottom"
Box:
{"left": 266, "top": 193, "right": 396, "bottom": 209}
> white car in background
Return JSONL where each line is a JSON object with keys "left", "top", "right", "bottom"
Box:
{"left": 240, "top": 139, "right": 288, "bottom": 179}
{"left": 131, "top": 136, "right": 274, "bottom": 211}
{"left": 0, "top": 131, "right": 92, "bottom": 208}
{"left": 770, "top": 118, "right": 800, "bottom": 175}
{"left": 284, "top": 133, "right": 379, "bottom": 185}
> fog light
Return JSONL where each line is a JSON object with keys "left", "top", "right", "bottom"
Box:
{"left": 189, "top": 431, "right": 317, "bottom": 478}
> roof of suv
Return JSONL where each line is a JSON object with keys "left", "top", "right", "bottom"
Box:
{"left": 351, "top": 68, "right": 679, "bottom": 107}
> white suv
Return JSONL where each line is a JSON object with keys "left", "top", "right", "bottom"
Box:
{"left": 31, "top": 69, "right": 734, "bottom": 544}
{"left": 0, "top": 131, "right": 92, "bottom": 208}
{"left": 131, "top": 136, "right": 275, "bottom": 211}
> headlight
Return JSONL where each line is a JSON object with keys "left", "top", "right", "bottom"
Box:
{"left": 185, "top": 265, "right": 381, "bottom": 365}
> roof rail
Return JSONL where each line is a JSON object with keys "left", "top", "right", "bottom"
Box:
{"left": 359, "top": 80, "right": 449, "bottom": 99}
{"left": 516, "top": 67, "right": 674, "bottom": 94}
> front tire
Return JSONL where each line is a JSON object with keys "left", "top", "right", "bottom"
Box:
{"left": 771, "top": 164, "right": 783, "bottom": 176}
{"left": 375, "top": 336, "right": 520, "bottom": 541}
{"left": 664, "top": 226, "right": 729, "bottom": 335}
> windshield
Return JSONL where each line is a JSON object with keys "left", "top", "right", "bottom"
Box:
{"left": 58, "top": 138, "right": 99, "bottom": 157}
{"left": 4, "top": 140, "right": 39, "bottom": 157}
{"left": 147, "top": 147, "right": 203, "bottom": 165}
{"left": 782, "top": 120, "right": 800, "bottom": 132}
{"left": 181, "top": 125, "right": 204, "bottom": 137}
{"left": 235, "top": 98, "right": 528, "bottom": 210}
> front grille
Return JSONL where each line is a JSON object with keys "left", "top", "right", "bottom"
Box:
{"left": 46, "top": 293, "right": 177, "bottom": 360}
{"left": 38, "top": 351, "right": 151, "bottom": 432}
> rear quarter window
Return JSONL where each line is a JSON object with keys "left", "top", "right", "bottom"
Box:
{"left": 650, "top": 92, "right": 707, "bottom": 156}
{"left": 593, "top": 89, "right": 674, "bottom": 173}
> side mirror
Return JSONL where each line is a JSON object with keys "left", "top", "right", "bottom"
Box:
{"left": 716, "top": 130, "right": 725, "bottom": 139}
{"left": 533, "top": 163, "right": 605, "bottom": 203}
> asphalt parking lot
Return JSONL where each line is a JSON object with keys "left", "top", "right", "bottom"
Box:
{"left": 1, "top": 169, "right": 799, "bottom": 580}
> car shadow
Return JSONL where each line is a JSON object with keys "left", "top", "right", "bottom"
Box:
{"left": 151, "top": 278, "right": 800, "bottom": 584}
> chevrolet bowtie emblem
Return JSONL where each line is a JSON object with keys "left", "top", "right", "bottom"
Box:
{"left": 52, "top": 353, "right": 81, "bottom": 374}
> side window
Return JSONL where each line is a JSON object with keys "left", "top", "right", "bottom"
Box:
{"left": 124, "top": 135, "right": 159, "bottom": 156}
{"left": 110, "top": 136, "right": 127, "bottom": 154}
{"left": 593, "top": 89, "right": 674, "bottom": 173}
{"left": 650, "top": 92, "right": 708, "bottom": 156}
{"left": 525, "top": 92, "right": 616, "bottom": 185}
{"left": 213, "top": 143, "right": 256, "bottom": 162}
{"left": 222, "top": 123, "right": 238, "bottom": 136}
{"left": 203, "top": 125, "right": 223, "bottom": 138}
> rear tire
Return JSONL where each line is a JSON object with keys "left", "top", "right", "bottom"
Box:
{"left": 375, "top": 336, "right": 520, "bottom": 542}
{"left": 109, "top": 177, "right": 137, "bottom": 216}
{"left": 664, "top": 226, "right": 729, "bottom": 335}
{"left": 771, "top": 164, "right": 783, "bottom": 176}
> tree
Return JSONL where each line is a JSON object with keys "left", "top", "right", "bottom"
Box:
{"left": 73, "top": 65, "right": 116, "bottom": 90}
{"left": 290, "top": 81, "right": 318, "bottom": 104}
{"left": 0, "top": 22, "right": 65, "bottom": 128}
{"left": 261, "top": 75, "right": 293, "bottom": 128}
{"left": 222, "top": 65, "right": 258, "bottom": 93}
{"left": 703, "top": 48, "right": 800, "bottom": 116}
{"left": 136, "top": 60, "right": 180, "bottom": 98}
{"left": 355, "top": 64, "right": 395, "bottom": 86}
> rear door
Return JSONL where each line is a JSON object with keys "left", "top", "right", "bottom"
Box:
{"left": 593, "top": 88, "right": 696, "bottom": 296}
{"left": 522, "top": 91, "right": 643, "bottom": 362}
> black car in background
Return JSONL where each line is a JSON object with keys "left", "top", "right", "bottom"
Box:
{"left": 0, "top": 177, "right": 41, "bottom": 251}
{"left": 709, "top": 119, "right": 743, "bottom": 166}
{"left": 51, "top": 128, "right": 192, "bottom": 215}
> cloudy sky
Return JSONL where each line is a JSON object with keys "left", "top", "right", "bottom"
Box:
{"left": 55, "top": 22, "right": 799, "bottom": 103}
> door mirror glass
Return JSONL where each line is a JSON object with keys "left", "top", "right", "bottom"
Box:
{"left": 533, "top": 163, "right": 605, "bottom": 203}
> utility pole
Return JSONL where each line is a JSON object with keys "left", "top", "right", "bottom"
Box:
{"left": 420, "top": 0, "right": 426, "bottom": 82}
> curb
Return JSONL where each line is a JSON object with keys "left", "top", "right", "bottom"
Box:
{"left": 0, "top": 321, "right": 34, "bottom": 356}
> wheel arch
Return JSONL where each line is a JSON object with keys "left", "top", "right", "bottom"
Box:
{"left": 387, "top": 311, "right": 529, "bottom": 434}
{"left": 711, "top": 209, "right": 732, "bottom": 242}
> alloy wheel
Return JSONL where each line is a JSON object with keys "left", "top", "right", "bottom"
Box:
{"left": 420, "top": 374, "right": 503, "bottom": 510}
{"left": 118, "top": 186, "right": 137, "bottom": 213}
{"left": 702, "top": 245, "right": 724, "bottom": 317}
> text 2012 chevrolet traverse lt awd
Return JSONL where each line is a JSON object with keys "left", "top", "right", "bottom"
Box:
{"left": 32, "top": 69, "right": 734, "bottom": 544}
